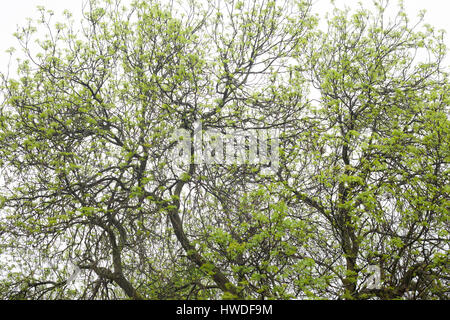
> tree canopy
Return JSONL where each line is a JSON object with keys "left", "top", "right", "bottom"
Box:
{"left": 0, "top": 0, "right": 448, "bottom": 300}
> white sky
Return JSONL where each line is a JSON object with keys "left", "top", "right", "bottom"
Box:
{"left": 0, "top": 0, "right": 449, "bottom": 72}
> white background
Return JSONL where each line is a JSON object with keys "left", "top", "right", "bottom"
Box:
{"left": 0, "top": 0, "right": 449, "bottom": 73}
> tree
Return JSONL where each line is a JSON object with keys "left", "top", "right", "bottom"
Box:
{"left": 277, "top": 0, "right": 450, "bottom": 299}
{"left": 0, "top": 0, "right": 448, "bottom": 300}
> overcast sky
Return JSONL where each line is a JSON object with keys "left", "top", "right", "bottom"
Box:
{"left": 0, "top": 0, "right": 449, "bottom": 72}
